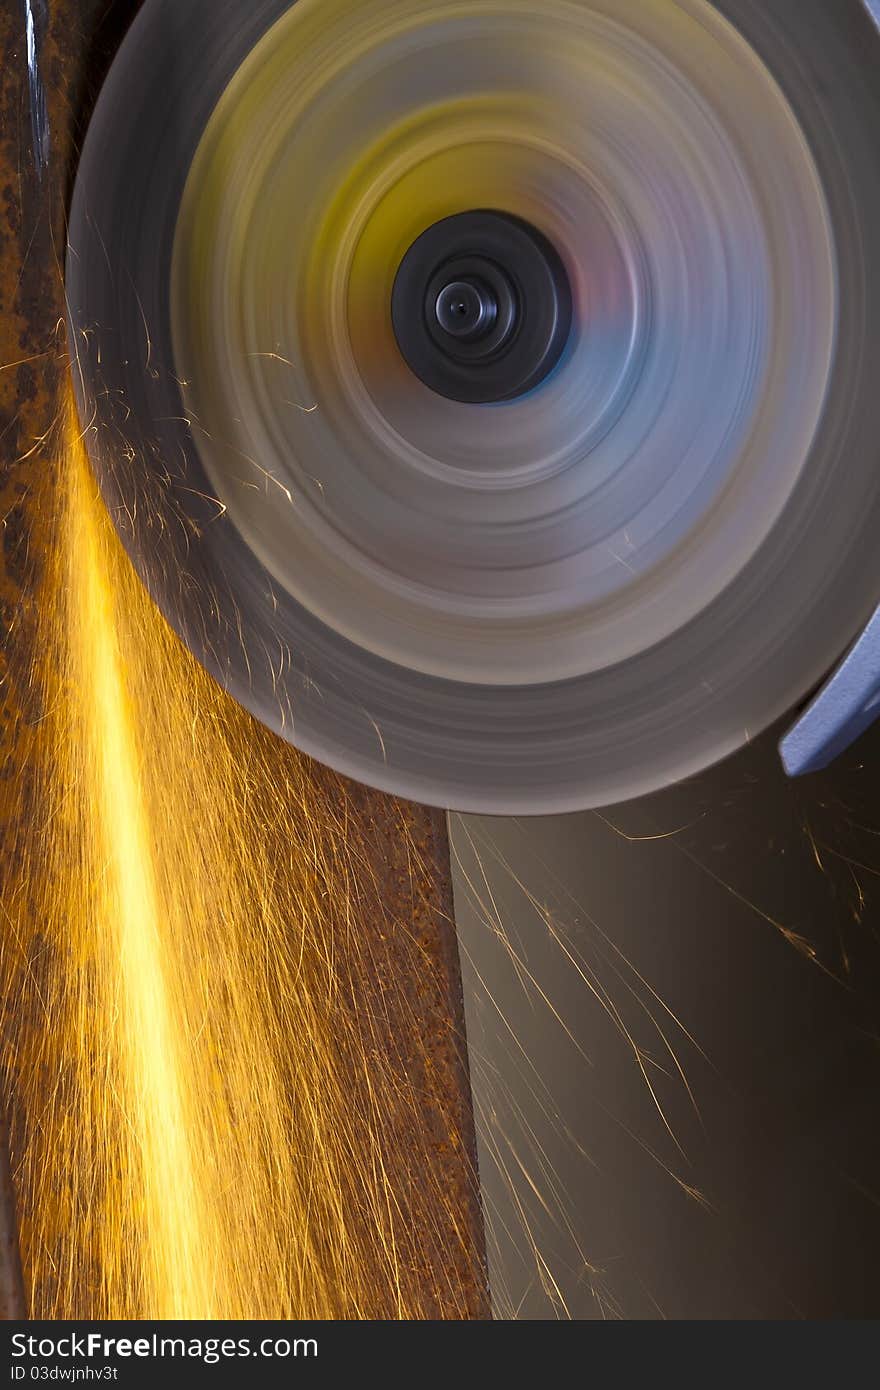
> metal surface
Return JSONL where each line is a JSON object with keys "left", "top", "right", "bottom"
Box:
{"left": 0, "top": 1116, "right": 24, "bottom": 1320}
{"left": 781, "top": 607, "right": 880, "bottom": 777}
{"left": 66, "top": 0, "right": 880, "bottom": 813}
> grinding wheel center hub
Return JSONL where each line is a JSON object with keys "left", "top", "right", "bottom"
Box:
{"left": 434, "top": 280, "right": 497, "bottom": 341}
{"left": 391, "top": 210, "right": 572, "bottom": 403}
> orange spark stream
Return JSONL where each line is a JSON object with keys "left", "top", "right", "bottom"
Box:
{"left": 66, "top": 441, "right": 217, "bottom": 1318}
{"left": 0, "top": 390, "right": 485, "bottom": 1319}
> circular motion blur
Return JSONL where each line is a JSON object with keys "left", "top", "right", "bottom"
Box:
{"left": 66, "top": 0, "right": 880, "bottom": 812}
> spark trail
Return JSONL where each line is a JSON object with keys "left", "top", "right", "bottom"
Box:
{"left": 65, "top": 437, "right": 215, "bottom": 1318}
{"left": 0, "top": 388, "right": 484, "bottom": 1319}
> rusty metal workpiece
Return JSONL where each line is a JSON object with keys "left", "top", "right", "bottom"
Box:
{"left": 0, "top": 0, "right": 487, "bottom": 1319}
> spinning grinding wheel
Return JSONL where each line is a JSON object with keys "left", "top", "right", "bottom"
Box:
{"left": 66, "top": 0, "right": 880, "bottom": 813}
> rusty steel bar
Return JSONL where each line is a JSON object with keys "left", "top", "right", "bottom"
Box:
{"left": 0, "top": 1112, "right": 24, "bottom": 1319}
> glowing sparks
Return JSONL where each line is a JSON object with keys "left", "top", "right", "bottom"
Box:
{"left": 65, "top": 441, "right": 216, "bottom": 1318}
{"left": 0, "top": 389, "right": 484, "bottom": 1319}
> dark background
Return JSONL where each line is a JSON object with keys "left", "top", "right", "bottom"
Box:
{"left": 452, "top": 715, "right": 880, "bottom": 1318}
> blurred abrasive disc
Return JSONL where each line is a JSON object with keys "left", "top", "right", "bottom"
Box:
{"left": 66, "top": 0, "right": 880, "bottom": 812}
